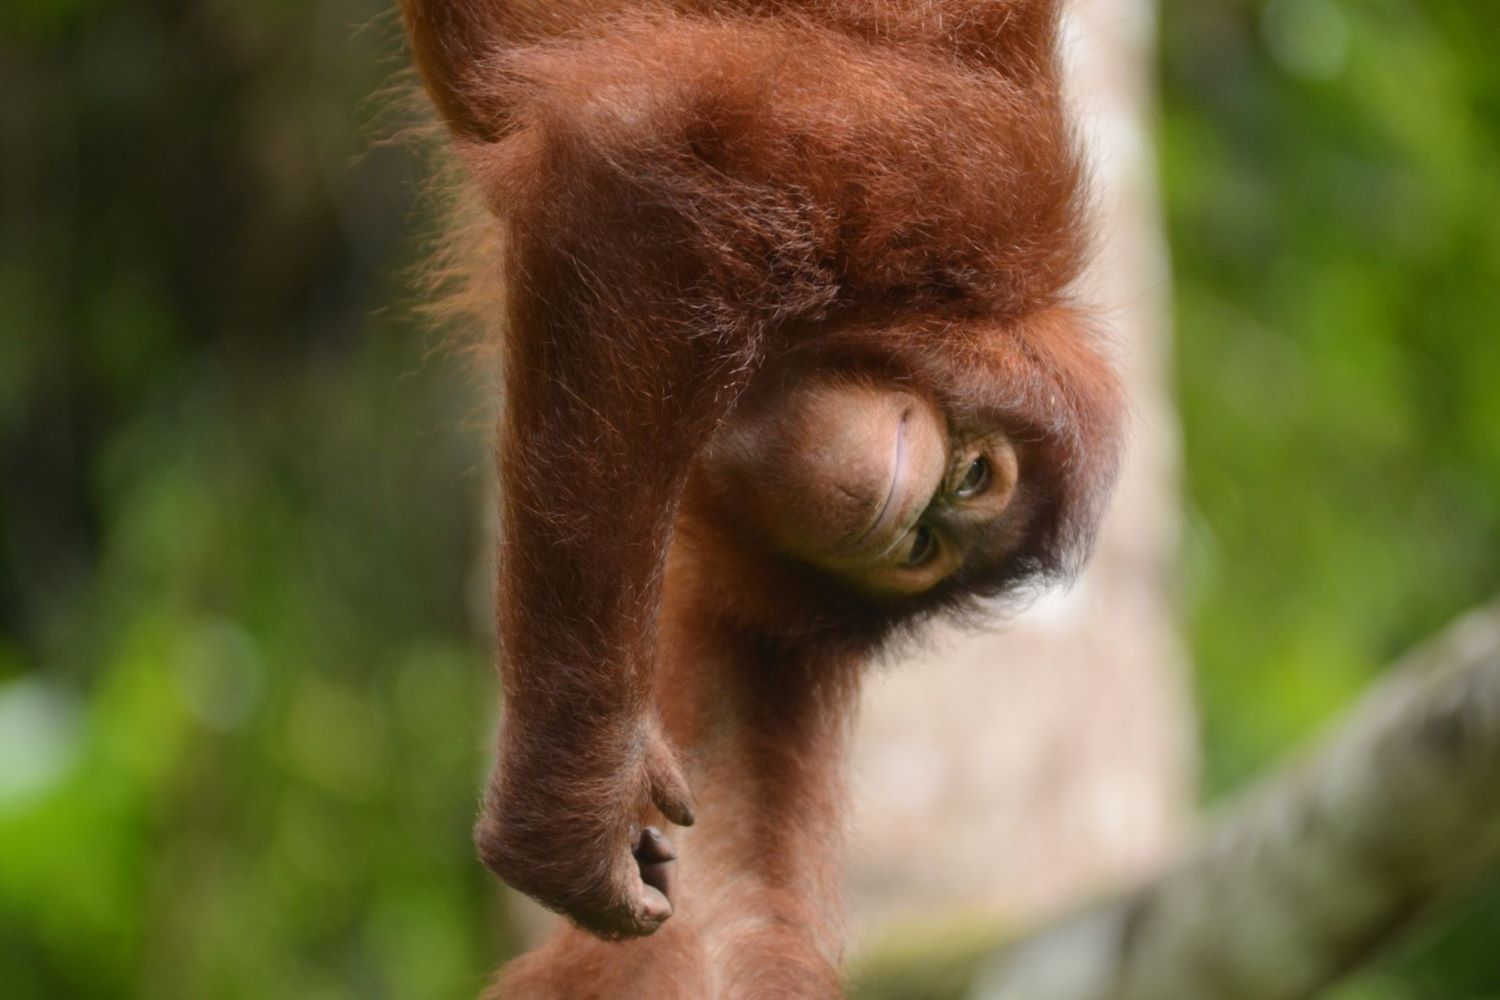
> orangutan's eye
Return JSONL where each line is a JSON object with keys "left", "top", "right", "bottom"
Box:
{"left": 903, "top": 524, "right": 938, "bottom": 567}
{"left": 954, "top": 457, "right": 991, "bottom": 498}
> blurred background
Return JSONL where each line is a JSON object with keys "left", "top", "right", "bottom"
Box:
{"left": 1, "top": 1, "right": 1497, "bottom": 998}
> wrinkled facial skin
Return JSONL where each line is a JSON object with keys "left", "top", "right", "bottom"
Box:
{"left": 711, "top": 375, "right": 1025, "bottom": 597}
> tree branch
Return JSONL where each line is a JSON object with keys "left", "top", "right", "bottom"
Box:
{"left": 972, "top": 598, "right": 1500, "bottom": 1000}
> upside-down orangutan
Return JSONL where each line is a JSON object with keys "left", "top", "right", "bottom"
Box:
{"left": 399, "top": 0, "right": 1124, "bottom": 995}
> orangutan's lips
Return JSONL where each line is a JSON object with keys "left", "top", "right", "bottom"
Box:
{"left": 847, "top": 410, "right": 909, "bottom": 554}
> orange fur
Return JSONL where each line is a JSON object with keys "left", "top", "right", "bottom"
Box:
{"left": 399, "top": 2, "right": 1122, "bottom": 996}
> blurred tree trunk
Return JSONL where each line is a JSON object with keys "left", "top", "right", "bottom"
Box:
{"left": 972, "top": 598, "right": 1500, "bottom": 1000}
{"left": 849, "top": 0, "right": 1193, "bottom": 935}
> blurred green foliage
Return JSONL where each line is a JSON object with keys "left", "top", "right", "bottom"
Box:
{"left": 1163, "top": 0, "right": 1500, "bottom": 996}
{"left": 0, "top": 0, "right": 1496, "bottom": 997}
{"left": 0, "top": 1, "right": 508, "bottom": 996}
